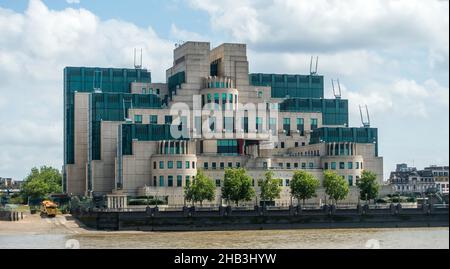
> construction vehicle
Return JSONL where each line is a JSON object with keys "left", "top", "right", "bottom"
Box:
{"left": 40, "top": 200, "right": 57, "bottom": 217}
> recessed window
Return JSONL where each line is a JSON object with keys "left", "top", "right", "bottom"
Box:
{"left": 159, "top": 161, "right": 164, "bottom": 169}
{"left": 177, "top": 161, "right": 182, "bottom": 169}
{"left": 348, "top": 162, "right": 353, "bottom": 169}
{"left": 134, "top": 114, "right": 142, "bottom": 124}
{"left": 159, "top": 176, "right": 164, "bottom": 186}
{"left": 168, "top": 176, "right": 173, "bottom": 187}
{"left": 185, "top": 161, "right": 190, "bottom": 169}
{"left": 339, "top": 162, "right": 345, "bottom": 169}
{"left": 177, "top": 175, "right": 182, "bottom": 187}
{"left": 168, "top": 161, "right": 173, "bottom": 169}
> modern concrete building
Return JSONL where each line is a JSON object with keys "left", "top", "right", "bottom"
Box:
{"left": 63, "top": 41, "right": 383, "bottom": 207}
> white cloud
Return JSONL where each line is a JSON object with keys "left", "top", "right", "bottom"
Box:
{"left": 189, "top": 0, "right": 449, "bottom": 70}
{"left": 170, "top": 23, "right": 207, "bottom": 42}
{"left": 0, "top": 0, "right": 174, "bottom": 180}
{"left": 66, "top": 0, "right": 80, "bottom": 4}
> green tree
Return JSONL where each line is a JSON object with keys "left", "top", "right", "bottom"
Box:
{"left": 21, "top": 166, "right": 62, "bottom": 201}
{"left": 258, "top": 171, "right": 282, "bottom": 207}
{"left": 222, "top": 168, "right": 255, "bottom": 206}
{"left": 323, "top": 170, "right": 349, "bottom": 205}
{"left": 184, "top": 170, "right": 216, "bottom": 206}
{"left": 357, "top": 170, "right": 380, "bottom": 204}
{"left": 290, "top": 170, "right": 320, "bottom": 206}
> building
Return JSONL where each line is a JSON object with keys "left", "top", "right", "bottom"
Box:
{"left": 0, "top": 177, "right": 13, "bottom": 188}
{"left": 424, "top": 165, "right": 449, "bottom": 194}
{"left": 389, "top": 164, "right": 449, "bottom": 195}
{"left": 63, "top": 41, "right": 383, "bottom": 207}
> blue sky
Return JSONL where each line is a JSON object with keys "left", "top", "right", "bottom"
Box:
{"left": 0, "top": 0, "right": 448, "bottom": 181}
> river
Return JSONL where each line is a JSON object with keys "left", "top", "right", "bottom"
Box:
{"left": 0, "top": 215, "right": 448, "bottom": 249}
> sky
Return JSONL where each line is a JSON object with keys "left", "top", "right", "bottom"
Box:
{"left": 0, "top": 0, "right": 448, "bottom": 181}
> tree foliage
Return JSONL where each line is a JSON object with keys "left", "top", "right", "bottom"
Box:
{"left": 290, "top": 170, "right": 320, "bottom": 206}
{"left": 21, "top": 166, "right": 62, "bottom": 200}
{"left": 258, "top": 171, "right": 282, "bottom": 204}
{"left": 323, "top": 170, "right": 349, "bottom": 205}
{"left": 184, "top": 170, "right": 216, "bottom": 206}
{"left": 357, "top": 170, "right": 380, "bottom": 203}
{"left": 222, "top": 168, "right": 255, "bottom": 206}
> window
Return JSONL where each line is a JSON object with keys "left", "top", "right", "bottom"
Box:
{"left": 348, "top": 162, "right": 353, "bottom": 169}
{"left": 286, "top": 179, "right": 290, "bottom": 187}
{"left": 177, "top": 175, "right": 182, "bottom": 187}
{"left": 217, "top": 139, "right": 238, "bottom": 155}
{"left": 236, "top": 162, "right": 241, "bottom": 168}
{"left": 134, "top": 114, "right": 142, "bottom": 124}
{"left": 185, "top": 176, "right": 190, "bottom": 186}
{"left": 324, "top": 162, "right": 329, "bottom": 170}
{"left": 295, "top": 142, "right": 299, "bottom": 147}
{"left": 142, "top": 88, "right": 146, "bottom": 94}
{"left": 283, "top": 118, "right": 291, "bottom": 135}
{"left": 294, "top": 163, "right": 299, "bottom": 168}
{"left": 150, "top": 115, "right": 158, "bottom": 124}
{"left": 348, "top": 175, "right": 353, "bottom": 186}
{"left": 302, "top": 163, "right": 306, "bottom": 169}
{"left": 216, "top": 179, "right": 221, "bottom": 187}
{"left": 279, "top": 163, "right": 284, "bottom": 168}
{"left": 214, "top": 93, "right": 219, "bottom": 104}
{"left": 339, "top": 162, "right": 345, "bottom": 169}
{"left": 212, "top": 162, "right": 217, "bottom": 170}
{"left": 168, "top": 176, "right": 173, "bottom": 187}
{"left": 309, "top": 162, "right": 314, "bottom": 169}
{"left": 222, "top": 93, "right": 227, "bottom": 110}
{"left": 207, "top": 93, "right": 212, "bottom": 103}
{"left": 281, "top": 142, "right": 285, "bottom": 148}
{"left": 153, "top": 162, "right": 156, "bottom": 169}
{"left": 220, "top": 162, "right": 225, "bottom": 169}
{"left": 263, "top": 162, "right": 268, "bottom": 168}
{"left": 256, "top": 117, "right": 262, "bottom": 132}
{"left": 269, "top": 117, "right": 277, "bottom": 135}
{"left": 287, "top": 163, "right": 291, "bottom": 169}
{"left": 258, "top": 91, "right": 263, "bottom": 98}
{"left": 153, "top": 177, "right": 157, "bottom": 186}
{"left": 297, "top": 118, "right": 304, "bottom": 135}
{"left": 159, "top": 176, "right": 164, "bottom": 186}
{"left": 156, "top": 89, "right": 160, "bottom": 94}
{"left": 192, "top": 161, "right": 195, "bottom": 169}
{"left": 185, "top": 161, "right": 190, "bottom": 169}
{"left": 356, "top": 162, "right": 360, "bottom": 169}
{"left": 159, "top": 161, "right": 164, "bottom": 169}
{"left": 311, "top": 118, "right": 318, "bottom": 130}
{"left": 228, "top": 162, "right": 233, "bottom": 168}
{"left": 331, "top": 162, "right": 337, "bottom": 170}
{"left": 177, "top": 161, "right": 182, "bottom": 169}
{"left": 168, "top": 161, "right": 173, "bottom": 169}
{"left": 279, "top": 179, "right": 284, "bottom": 186}
{"left": 165, "top": 115, "right": 173, "bottom": 125}
{"left": 360, "top": 162, "right": 363, "bottom": 169}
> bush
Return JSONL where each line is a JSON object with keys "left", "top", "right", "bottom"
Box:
{"left": 407, "top": 197, "right": 417, "bottom": 203}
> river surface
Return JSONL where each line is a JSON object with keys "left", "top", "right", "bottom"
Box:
{"left": 0, "top": 227, "right": 448, "bottom": 249}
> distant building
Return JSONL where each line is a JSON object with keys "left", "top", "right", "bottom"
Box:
{"left": 424, "top": 165, "right": 449, "bottom": 194}
{"left": 0, "top": 177, "right": 13, "bottom": 188}
{"left": 389, "top": 164, "right": 448, "bottom": 195}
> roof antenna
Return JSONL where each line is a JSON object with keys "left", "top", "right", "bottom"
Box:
{"left": 359, "top": 105, "right": 371, "bottom": 128}
{"left": 310, "top": 56, "right": 319, "bottom": 75}
{"left": 134, "top": 48, "right": 142, "bottom": 69}
{"left": 331, "top": 79, "right": 342, "bottom": 99}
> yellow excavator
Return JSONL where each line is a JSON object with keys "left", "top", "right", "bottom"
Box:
{"left": 40, "top": 200, "right": 57, "bottom": 217}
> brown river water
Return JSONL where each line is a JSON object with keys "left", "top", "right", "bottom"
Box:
{"left": 0, "top": 215, "right": 448, "bottom": 249}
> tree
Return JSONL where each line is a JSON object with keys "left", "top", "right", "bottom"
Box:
{"left": 323, "top": 170, "right": 349, "bottom": 205}
{"left": 222, "top": 168, "right": 255, "bottom": 206}
{"left": 21, "top": 166, "right": 62, "bottom": 201}
{"left": 258, "top": 171, "right": 282, "bottom": 207}
{"left": 290, "top": 170, "right": 320, "bottom": 206}
{"left": 184, "top": 170, "right": 216, "bottom": 207}
{"left": 357, "top": 170, "right": 380, "bottom": 204}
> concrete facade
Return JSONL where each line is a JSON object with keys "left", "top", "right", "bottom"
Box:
{"left": 64, "top": 41, "right": 384, "bottom": 207}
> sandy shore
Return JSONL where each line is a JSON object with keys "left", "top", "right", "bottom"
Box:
{"left": 0, "top": 213, "right": 90, "bottom": 235}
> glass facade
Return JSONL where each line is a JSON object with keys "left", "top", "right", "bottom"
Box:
{"left": 249, "top": 73, "right": 324, "bottom": 98}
